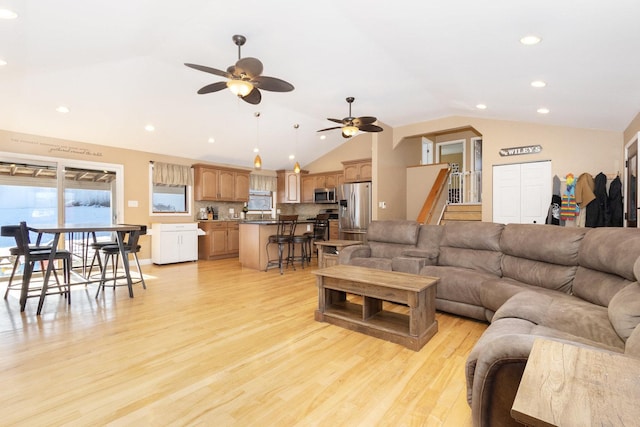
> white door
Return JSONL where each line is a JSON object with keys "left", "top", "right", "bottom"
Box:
{"left": 493, "top": 161, "right": 551, "bottom": 224}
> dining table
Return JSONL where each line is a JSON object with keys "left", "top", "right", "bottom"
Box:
{"left": 26, "top": 223, "right": 142, "bottom": 315}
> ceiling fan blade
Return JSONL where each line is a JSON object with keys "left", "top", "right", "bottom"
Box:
{"left": 317, "top": 126, "right": 343, "bottom": 132}
{"left": 196, "top": 81, "right": 228, "bottom": 94}
{"left": 241, "top": 88, "right": 262, "bottom": 105}
{"left": 253, "top": 76, "right": 295, "bottom": 92}
{"left": 327, "top": 118, "right": 346, "bottom": 125}
{"left": 184, "top": 63, "right": 231, "bottom": 79}
{"left": 353, "top": 116, "right": 377, "bottom": 126}
{"left": 235, "top": 57, "right": 263, "bottom": 78}
{"left": 357, "top": 124, "right": 384, "bottom": 132}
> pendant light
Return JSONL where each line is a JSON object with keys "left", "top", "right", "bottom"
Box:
{"left": 253, "top": 112, "right": 262, "bottom": 169}
{"left": 293, "top": 123, "right": 301, "bottom": 173}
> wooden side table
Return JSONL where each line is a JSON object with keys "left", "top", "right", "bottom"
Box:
{"left": 511, "top": 338, "right": 640, "bottom": 426}
{"left": 314, "top": 239, "right": 362, "bottom": 268}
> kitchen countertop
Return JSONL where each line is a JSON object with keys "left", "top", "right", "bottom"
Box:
{"left": 197, "top": 219, "right": 314, "bottom": 224}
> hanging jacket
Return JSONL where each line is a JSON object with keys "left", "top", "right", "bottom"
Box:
{"left": 608, "top": 176, "right": 623, "bottom": 227}
{"left": 593, "top": 172, "right": 608, "bottom": 227}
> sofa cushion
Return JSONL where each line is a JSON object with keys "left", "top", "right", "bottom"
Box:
{"left": 572, "top": 266, "right": 633, "bottom": 307}
{"left": 574, "top": 227, "right": 640, "bottom": 306}
{"left": 578, "top": 227, "right": 640, "bottom": 281}
{"left": 391, "top": 256, "right": 426, "bottom": 274}
{"left": 479, "top": 278, "right": 567, "bottom": 314}
{"left": 421, "top": 265, "right": 499, "bottom": 319}
{"left": 499, "top": 223, "right": 586, "bottom": 265}
{"left": 349, "top": 257, "right": 392, "bottom": 271}
{"left": 441, "top": 221, "right": 503, "bottom": 251}
{"left": 438, "top": 222, "right": 504, "bottom": 276}
{"left": 625, "top": 325, "right": 640, "bottom": 358}
{"left": 369, "top": 241, "right": 416, "bottom": 259}
{"left": 501, "top": 255, "right": 576, "bottom": 293}
{"left": 367, "top": 220, "right": 420, "bottom": 245}
{"left": 493, "top": 291, "right": 625, "bottom": 350}
{"left": 439, "top": 247, "right": 502, "bottom": 276}
{"left": 608, "top": 282, "right": 640, "bottom": 341}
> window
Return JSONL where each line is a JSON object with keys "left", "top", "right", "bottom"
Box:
{"left": 248, "top": 190, "right": 273, "bottom": 211}
{"left": 150, "top": 162, "right": 192, "bottom": 216}
{"left": 152, "top": 184, "right": 188, "bottom": 213}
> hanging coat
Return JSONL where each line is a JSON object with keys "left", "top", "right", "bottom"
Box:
{"left": 593, "top": 172, "right": 608, "bottom": 227}
{"left": 576, "top": 173, "right": 599, "bottom": 227}
{"left": 608, "top": 176, "right": 623, "bottom": 227}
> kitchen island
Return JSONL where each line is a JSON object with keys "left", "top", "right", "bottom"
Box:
{"left": 239, "top": 220, "right": 314, "bottom": 271}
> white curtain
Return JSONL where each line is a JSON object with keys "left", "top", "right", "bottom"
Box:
{"left": 152, "top": 162, "right": 193, "bottom": 186}
{"left": 250, "top": 174, "right": 277, "bottom": 192}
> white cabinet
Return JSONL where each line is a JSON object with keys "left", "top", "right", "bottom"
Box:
{"left": 151, "top": 223, "right": 198, "bottom": 264}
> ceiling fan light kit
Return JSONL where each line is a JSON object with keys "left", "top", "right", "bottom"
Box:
{"left": 227, "top": 79, "right": 254, "bottom": 97}
{"left": 185, "top": 34, "right": 294, "bottom": 105}
{"left": 317, "top": 97, "right": 383, "bottom": 138}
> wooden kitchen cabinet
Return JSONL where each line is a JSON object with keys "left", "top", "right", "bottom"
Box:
{"left": 277, "top": 169, "right": 307, "bottom": 204}
{"left": 194, "top": 164, "right": 250, "bottom": 202}
{"left": 300, "top": 171, "right": 344, "bottom": 203}
{"left": 198, "top": 221, "right": 240, "bottom": 259}
{"left": 342, "top": 158, "right": 372, "bottom": 183}
{"left": 301, "top": 174, "right": 315, "bottom": 203}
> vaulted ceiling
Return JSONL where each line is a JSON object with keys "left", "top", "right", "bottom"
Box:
{"left": 1, "top": 0, "right": 639, "bottom": 170}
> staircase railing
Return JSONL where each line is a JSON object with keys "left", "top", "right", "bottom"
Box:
{"left": 448, "top": 171, "right": 482, "bottom": 204}
{"left": 417, "top": 167, "right": 451, "bottom": 224}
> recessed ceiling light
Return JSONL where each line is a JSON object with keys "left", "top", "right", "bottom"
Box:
{"left": 520, "top": 35, "right": 542, "bottom": 45}
{"left": 476, "top": 104, "right": 487, "bottom": 110}
{"left": 144, "top": 124, "right": 155, "bottom": 132}
{"left": 0, "top": 9, "right": 18, "bottom": 19}
{"left": 253, "top": 147, "right": 259, "bottom": 153}
{"left": 288, "top": 154, "right": 295, "bottom": 160}
{"left": 319, "top": 135, "right": 326, "bottom": 140}
{"left": 0, "top": 59, "right": 6, "bottom": 66}
{"left": 56, "top": 106, "right": 70, "bottom": 113}
{"left": 537, "top": 108, "right": 550, "bottom": 114}
{"left": 531, "top": 80, "right": 547, "bottom": 88}
{"left": 208, "top": 137, "right": 215, "bottom": 143}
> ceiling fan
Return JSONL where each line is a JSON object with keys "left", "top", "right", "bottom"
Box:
{"left": 317, "top": 97, "right": 383, "bottom": 138}
{"left": 184, "top": 34, "right": 294, "bottom": 105}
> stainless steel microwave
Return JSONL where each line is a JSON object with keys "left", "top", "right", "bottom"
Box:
{"left": 314, "top": 187, "right": 337, "bottom": 204}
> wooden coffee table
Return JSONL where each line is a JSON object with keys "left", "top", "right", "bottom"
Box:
{"left": 312, "top": 264, "right": 439, "bottom": 351}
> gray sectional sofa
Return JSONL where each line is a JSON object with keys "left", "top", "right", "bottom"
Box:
{"left": 338, "top": 220, "right": 640, "bottom": 427}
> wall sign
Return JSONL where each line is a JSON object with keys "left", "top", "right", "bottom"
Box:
{"left": 499, "top": 145, "right": 542, "bottom": 157}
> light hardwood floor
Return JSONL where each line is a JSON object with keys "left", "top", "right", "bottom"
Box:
{"left": 0, "top": 258, "right": 487, "bottom": 426}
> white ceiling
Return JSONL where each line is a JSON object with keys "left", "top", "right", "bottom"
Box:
{"left": 1, "top": 0, "right": 640, "bottom": 170}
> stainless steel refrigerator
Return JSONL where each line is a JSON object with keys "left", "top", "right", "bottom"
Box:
{"left": 338, "top": 182, "right": 372, "bottom": 241}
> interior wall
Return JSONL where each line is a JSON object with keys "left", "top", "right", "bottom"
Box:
{"left": 372, "top": 123, "right": 409, "bottom": 220}
{"left": 0, "top": 129, "right": 206, "bottom": 260}
{"left": 302, "top": 132, "right": 373, "bottom": 173}
{"left": 394, "top": 116, "right": 623, "bottom": 222}
{"left": 624, "top": 112, "right": 640, "bottom": 143}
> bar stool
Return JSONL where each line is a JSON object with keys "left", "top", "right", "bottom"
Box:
{"left": 289, "top": 234, "right": 309, "bottom": 269}
{"left": 303, "top": 213, "right": 330, "bottom": 262}
{"left": 265, "top": 215, "right": 297, "bottom": 274}
{"left": 96, "top": 225, "right": 147, "bottom": 297}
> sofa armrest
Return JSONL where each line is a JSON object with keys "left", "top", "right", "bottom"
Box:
{"left": 401, "top": 248, "right": 438, "bottom": 265}
{"left": 337, "top": 244, "right": 371, "bottom": 264}
{"left": 467, "top": 332, "right": 535, "bottom": 427}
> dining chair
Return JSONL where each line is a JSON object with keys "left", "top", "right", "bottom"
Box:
{"left": 303, "top": 213, "right": 330, "bottom": 262}
{"left": 265, "top": 215, "right": 298, "bottom": 274}
{"left": 2, "top": 222, "right": 72, "bottom": 305}
{"left": 96, "top": 225, "right": 147, "bottom": 297}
